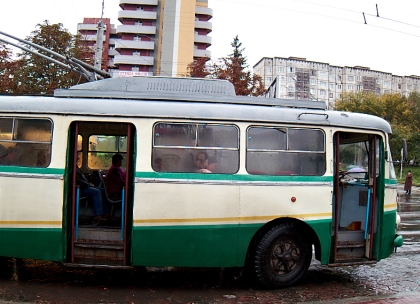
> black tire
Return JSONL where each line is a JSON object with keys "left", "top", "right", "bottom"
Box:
{"left": 253, "top": 223, "right": 312, "bottom": 289}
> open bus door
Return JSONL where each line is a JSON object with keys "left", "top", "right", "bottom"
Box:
{"left": 66, "top": 121, "right": 135, "bottom": 268}
{"left": 332, "top": 132, "right": 379, "bottom": 264}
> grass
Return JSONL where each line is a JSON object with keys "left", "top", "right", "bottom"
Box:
{"left": 396, "top": 165, "right": 420, "bottom": 186}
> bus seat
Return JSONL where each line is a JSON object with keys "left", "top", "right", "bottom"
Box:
{"left": 97, "top": 171, "right": 122, "bottom": 218}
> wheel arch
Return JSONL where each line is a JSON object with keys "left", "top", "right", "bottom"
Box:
{"left": 245, "top": 217, "right": 322, "bottom": 266}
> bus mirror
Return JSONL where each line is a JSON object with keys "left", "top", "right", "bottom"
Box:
{"left": 384, "top": 151, "right": 388, "bottom": 160}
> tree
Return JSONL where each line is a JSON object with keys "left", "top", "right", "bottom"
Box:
{"left": 14, "top": 20, "right": 92, "bottom": 95}
{"left": 0, "top": 42, "right": 20, "bottom": 94}
{"left": 187, "top": 57, "right": 211, "bottom": 78}
{"left": 334, "top": 91, "right": 416, "bottom": 160}
{"left": 213, "top": 36, "right": 265, "bottom": 96}
{"left": 186, "top": 36, "right": 265, "bottom": 96}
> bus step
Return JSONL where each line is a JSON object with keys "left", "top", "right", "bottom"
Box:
{"left": 63, "top": 262, "right": 132, "bottom": 269}
{"left": 337, "top": 241, "right": 365, "bottom": 249}
{"left": 74, "top": 241, "right": 124, "bottom": 250}
{"left": 329, "top": 259, "right": 376, "bottom": 266}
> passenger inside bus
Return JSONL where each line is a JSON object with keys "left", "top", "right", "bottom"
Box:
{"left": 76, "top": 166, "right": 108, "bottom": 221}
{"left": 0, "top": 144, "right": 7, "bottom": 164}
{"left": 105, "top": 153, "right": 126, "bottom": 200}
{"left": 195, "top": 151, "right": 209, "bottom": 172}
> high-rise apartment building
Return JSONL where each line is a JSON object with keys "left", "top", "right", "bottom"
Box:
{"left": 78, "top": 0, "right": 212, "bottom": 78}
{"left": 254, "top": 57, "right": 420, "bottom": 109}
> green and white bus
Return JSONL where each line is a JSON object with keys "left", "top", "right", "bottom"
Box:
{"left": 0, "top": 76, "right": 402, "bottom": 288}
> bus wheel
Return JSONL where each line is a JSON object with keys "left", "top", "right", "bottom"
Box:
{"left": 253, "top": 223, "right": 311, "bottom": 288}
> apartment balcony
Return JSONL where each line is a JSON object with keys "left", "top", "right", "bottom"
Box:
{"left": 194, "top": 49, "right": 211, "bottom": 58}
{"left": 115, "top": 39, "right": 154, "bottom": 50}
{"left": 109, "top": 38, "right": 117, "bottom": 46}
{"left": 77, "top": 23, "right": 106, "bottom": 31}
{"left": 108, "top": 49, "right": 120, "bottom": 56}
{"left": 114, "top": 54, "right": 154, "bottom": 65}
{"left": 194, "top": 20, "right": 212, "bottom": 31}
{"left": 194, "top": 34, "right": 212, "bottom": 45}
{"left": 80, "top": 34, "right": 97, "bottom": 41}
{"left": 118, "top": 10, "right": 157, "bottom": 20}
{"left": 195, "top": 6, "right": 213, "bottom": 18}
{"left": 117, "top": 24, "right": 156, "bottom": 35}
{"left": 119, "top": 0, "right": 158, "bottom": 6}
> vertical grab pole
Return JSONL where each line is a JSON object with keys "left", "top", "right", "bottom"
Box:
{"left": 121, "top": 187, "right": 125, "bottom": 240}
{"left": 364, "top": 188, "right": 371, "bottom": 240}
{"left": 75, "top": 186, "right": 80, "bottom": 241}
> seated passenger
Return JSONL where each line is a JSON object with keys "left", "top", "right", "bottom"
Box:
{"left": 0, "top": 144, "right": 8, "bottom": 165}
{"left": 76, "top": 166, "right": 107, "bottom": 221}
{"left": 106, "top": 153, "right": 126, "bottom": 200}
{"left": 195, "top": 151, "right": 208, "bottom": 173}
{"left": 36, "top": 150, "right": 49, "bottom": 167}
{"left": 200, "top": 157, "right": 217, "bottom": 173}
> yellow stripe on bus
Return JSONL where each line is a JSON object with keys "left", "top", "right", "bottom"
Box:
{"left": 133, "top": 213, "right": 332, "bottom": 225}
{"left": 0, "top": 221, "right": 62, "bottom": 226}
{"left": 384, "top": 203, "right": 397, "bottom": 210}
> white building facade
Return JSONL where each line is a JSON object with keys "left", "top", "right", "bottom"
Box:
{"left": 254, "top": 57, "right": 420, "bottom": 109}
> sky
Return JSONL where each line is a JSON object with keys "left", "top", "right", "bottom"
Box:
{"left": 1, "top": 0, "right": 420, "bottom": 76}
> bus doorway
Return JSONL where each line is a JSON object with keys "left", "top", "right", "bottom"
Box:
{"left": 332, "top": 132, "right": 381, "bottom": 263}
{"left": 67, "top": 121, "right": 135, "bottom": 267}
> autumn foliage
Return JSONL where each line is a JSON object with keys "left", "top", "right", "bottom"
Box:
{"left": 0, "top": 20, "right": 92, "bottom": 95}
{"left": 187, "top": 36, "right": 265, "bottom": 97}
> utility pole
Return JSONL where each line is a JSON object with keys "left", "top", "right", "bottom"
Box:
{"left": 94, "top": 0, "right": 105, "bottom": 72}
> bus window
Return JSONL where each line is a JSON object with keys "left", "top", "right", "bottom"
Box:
{"left": 152, "top": 122, "right": 239, "bottom": 173}
{"left": 87, "top": 135, "right": 127, "bottom": 170}
{"left": 246, "top": 126, "right": 326, "bottom": 176}
{"left": 0, "top": 117, "right": 52, "bottom": 167}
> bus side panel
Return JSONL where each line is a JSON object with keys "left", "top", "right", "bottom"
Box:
{"left": 0, "top": 174, "right": 64, "bottom": 261}
{"left": 131, "top": 181, "right": 241, "bottom": 267}
{"left": 132, "top": 224, "right": 241, "bottom": 267}
{"left": 0, "top": 228, "right": 62, "bottom": 260}
{"left": 306, "top": 219, "right": 332, "bottom": 264}
{"left": 378, "top": 186, "right": 399, "bottom": 259}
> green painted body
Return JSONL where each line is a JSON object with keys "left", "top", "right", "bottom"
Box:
{"left": 0, "top": 228, "right": 63, "bottom": 261}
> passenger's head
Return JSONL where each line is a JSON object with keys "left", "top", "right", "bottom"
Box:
{"left": 112, "top": 153, "right": 124, "bottom": 166}
{"left": 195, "top": 151, "right": 208, "bottom": 170}
{"left": 36, "top": 150, "right": 49, "bottom": 167}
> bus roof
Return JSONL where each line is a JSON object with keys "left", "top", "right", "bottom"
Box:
{"left": 0, "top": 77, "right": 392, "bottom": 134}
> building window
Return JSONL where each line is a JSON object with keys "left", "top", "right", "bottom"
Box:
{"left": 310, "top": 79, "right": 316, "bottom": 85}
{"left": 356, "top": 75, "right": 361, "bottom": 81}
{"left": 348, "top": 75, "right": 354, "bottom": 82}
{"left": 277, "top": 67, "right": 285, "bottom": 73}
{"left": 320, "top": 81, "right": 326, "bottom": 87}
{"left": 152, "top": 123, "right": 239, "bottom": 173}
{"left": 347, "top": 84, "right": 354, "bottom": 90}
{"left": 135, "top": 21, "right": 142, "bottom": 26}
{"left": 398, "top": 84, "right": 402, "bottom": 90}
{"left": 289, "top": 67, "right": 294, "bottom": 73}
{"left": 320, "top": 90, "right": 326, "bottom": 96}
{"left": 384, "top": 81, "right": 390, "bottom": 87}
{"left": 357, "top": 85, "right": 363, "bottom": 91}
{"left": 132, "top": 66, "right": 139, "bottom": 71}
{"left": 376, "top": 79, "right": 382, "bottom": 84}
{"left": 407, "top": 84, "right": 412, "bottom": 90}
{"left": 134, "top": 35, "right": 140, "bottom": 41}
{"left": 337, "top": 84, "right": 342, "bottom": 90}
{"left": 329, "top": 93, "right": 333, "bottom": 98}
{"left": 266, "top": 77, "right": 272, "bottom": 84}
{"left": 337, "top": 93, "right": 341, "bottom": 99}
{"left": 133, "top": 51, "right": 140, "bottom": 56}
{"left": 329, "top": 83, "right": 334, "bottom": 90}
{"left": 280, "top": 76, "right": 285, "bottom": 83}
{"left": 319, "top": 71, "right": 327, "bottom": 78}
{"left": 310, "top": 88, "right": 316, "bottom": 95}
